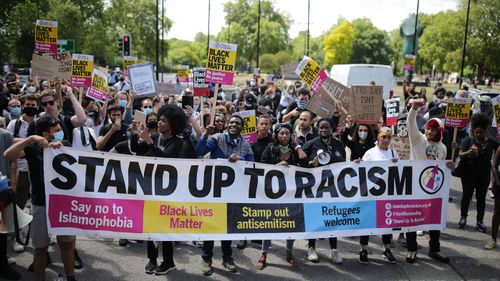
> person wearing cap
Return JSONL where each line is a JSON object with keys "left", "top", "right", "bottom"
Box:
{"left": 406, "top": 98, "right": 453, "bottom": 264}
{"left": 302, "top": 118, "right": 346, "bottom": 264}
{"left": 355, "top": 127, "right": 398, "bottom": 264}
{"left": 195, "top": 114, "right": 254, "bottom": 275}
{"left": 255, "top": 123, "right": 308, "bottom": 270}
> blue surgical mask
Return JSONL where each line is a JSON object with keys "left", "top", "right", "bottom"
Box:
{"left": 143, "top": 108, "right": 153, "bottom": 114}
{"left": 297, "top": 100, "right": 308, "bottom": 109}
{"left": 118, "top": 99, "right": 128, "bottom": 107}
{"left": 52, "top": 130, "right": 65, "bottom": 142}
{"left": 10, "top": 107, "right": 21, "bottom": 117}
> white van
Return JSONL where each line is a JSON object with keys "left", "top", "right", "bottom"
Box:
{"left": 329, "top": 64, "right": 395, "bottom": 100}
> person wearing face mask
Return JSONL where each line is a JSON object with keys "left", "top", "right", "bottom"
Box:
{"left": 21, "top": 79, "right": 37, "bottom": 95}
{"left": 141, "top": 98, "right": 154, "bottom": 114}
{"left": 340, "top": 118, "right": 375, "bottom": 162}
{"left": 113, "top": 75, "right": 130, "bottom": 92}
{"left": 4, "top": 115, "right": 78, "bottom": 281}
{"left": 302, "top": 119, "right": 346, "bottom": 265}
{"left": 114, "top": 91, "right": 133, "bottom": 125}
{"left": 282, "top": 88, "right": 311, "bottom": 125}
{"left": 6, "top": 99, "right": 21, "bottom": 124}
{"left": 145, "top": 112, "right": 158, "bottom": 134}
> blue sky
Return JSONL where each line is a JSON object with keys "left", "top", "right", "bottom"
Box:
{"left": 165, "top": 0, "right": 458, "bottom": 41}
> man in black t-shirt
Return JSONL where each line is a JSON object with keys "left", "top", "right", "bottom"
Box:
{"left": 97, "top": 104, "right": 128, "bottom": 151}
{"left": 4, "top": 115, "right": 77, "bottom": 281}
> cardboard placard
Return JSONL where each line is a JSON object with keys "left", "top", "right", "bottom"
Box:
{"left": 86, "top": 68, "right": 109, "bottom": 102}
{"left": 349, "top": 85, "right": 383, "bottom": 125}
{"left": 178, "top": 65, "right": 190, "bottom": 83}
{"left": 71, "top": 54, "right": 94, "bottom": 87}
{"left": 234, "top": 110, "right": 257, "bottom": 144}
{"left": 444, "top": 98, "right": 471, "bottom": 128}
{"left": 390, "top": 136, "right": 411, "bottom": 160}
{"left": 306, "top": 77, "right": 350, "bottom": 126}
{"left": 123, "top": 56, "right": 139, "bottom": 76}
{"left": 41, "top": 52, "right": 72, "bottom": 82}
{"left": 128, "top": 63, "right": 157, "bottom": 97}
{"left": 35, "top": 20, "right": 58, "bottom": 53}
{"left": 31, "top": 54, "right": 60, "bottom": 80}
{"left": 295, "top": 56, "right": 327, "bottom": 92}
{"left": 156, "top": 82, "right": 176, "bottom": 96}
{"left": 385, "top": 97, "right": 401, "bottom": 126}
{"left": 205, "top": 41, "right": 237, "bottom": 85}
{"left": 193, "top": 68, "right": 210, "bottom": 97}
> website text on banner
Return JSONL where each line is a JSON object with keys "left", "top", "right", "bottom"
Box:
{"left": 44, "top": 147, "right": 451, "bottom": 241}
{"left": 35, "top": 20, "right": 58, "bottom": 53}
{"left": 444, "top": 98, "right": 471, "bottom": 128}
{"left": 205, "top": 41, "right": 237, "bottom": 85}
{"left": 86, "top": 68, "right": 109, "bottom": 102}
{"left": 71, "top": 54, "right": 94, "bottom": 87}
{"left": 294, "top": 56, "right": 328, "bottom": 93}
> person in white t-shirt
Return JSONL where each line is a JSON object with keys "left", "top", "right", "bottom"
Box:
{"left": 355, "top": 126, "right": 398, "bottom": 264}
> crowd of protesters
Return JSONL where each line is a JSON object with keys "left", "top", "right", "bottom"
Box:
{"left": 0, "top": 70, "right": 499, "bottom": 280}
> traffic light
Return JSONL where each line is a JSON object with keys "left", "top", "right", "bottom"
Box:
{"left": 117, "top": 38, "right": 123, "bottom": 53}
{"left": 123, "top": 35, "right": 131, "bottom": 56}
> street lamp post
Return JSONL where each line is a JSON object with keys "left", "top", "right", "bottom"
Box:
{"left": 155, "top": 0, "right": 160, "bottom": 80}
{"left": 207, "top": 0, "right": 211, "bottom": 56}
{"left": 409, "top": 0, "right": 420, "bottom": 83}
{"left": 459, "top": 0, "right": 471, "bottom": 88}
{"left": 256, "top": 0, "right": 261, "bottom": 68}
{"left": 306, "top": 0, "right": 310, "bottom": 56}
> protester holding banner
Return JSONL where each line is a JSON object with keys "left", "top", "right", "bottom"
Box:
{"left": 251, "top": 115, "right": 273, "bottom": 162}
{"left": 302, "top": 118, "right": 346, "bottom": 264}
{"left": 357, "top": 127, "right": 398, "bottom": 264}
{"left": 406, "top": 98, "right": 451, "bottom": 264}
{"left": 341, "top": 118, "right": 376, "bottom": 162}
{"left": 457, "top": 113, "right": 498, "bottom": 232}
{"left": 195, "top": 114, "right": 254, "bottom": 275}
{"left": 256, "top": 123, "right": 308, "bottom": 270}
{"left": 485, "top": 147, "right": 500, "bottom": 250}
{"left": 4, "top": 115, "right": 77, "bottom": 281}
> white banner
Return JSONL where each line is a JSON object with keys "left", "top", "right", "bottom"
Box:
{"left": 44, "top": 147, "right": 451, "bottom": 241}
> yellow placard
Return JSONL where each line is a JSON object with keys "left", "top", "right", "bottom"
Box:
{"left": 91, "top": 72, "right": 108, "bottom": 93}
{"left": 298, "top": 58, "right": 321, "bottom": 86}
{"left": 123, "top": 56, "right": 138, "bottom": 72}
{"left": 35, "top": 22, "right": 57, "bottom": 44}
{"left": 143, "top": 201, "right": 227, "bottom": 234}
{"left": 72, "top": 59, "right": 93, "bottom": 78}
{"left": 206, "top": 46, "right": 237, "bottom": 72}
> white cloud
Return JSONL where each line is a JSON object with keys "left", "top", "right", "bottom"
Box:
{"left": 165, "top": 0, "right": 458, "bottom": 41}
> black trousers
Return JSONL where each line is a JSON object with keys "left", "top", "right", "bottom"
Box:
{"left": 360, "top": 234, "right": 392, "bottom": 246}
{"left": 147, "top": 241, "right": 174, "bottom": 265}
{"left": 406, "top": 230, "right": 441, "bottom": 252}
{"left": 460, "top": 170, "right": 490, "bottom": 221}
{"left": 308, "top": 238, "right": 337, "bottom": 249}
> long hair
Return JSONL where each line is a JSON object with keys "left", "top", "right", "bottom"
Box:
{"left": 352, "top": 123, "right": 376, "bottom": 144}
{"left": 270, "top": 123, "right": 294, "bottom": 163}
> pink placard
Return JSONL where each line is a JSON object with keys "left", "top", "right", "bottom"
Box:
{"left": 71, "top": 77, "right": 92, "bottom": 88}
{"left": 35, "top": 43, "right": 57, "bottom": 54}
{"left": 48, "top": 194, "right": 144, "bottom": 233}
{"left": 311, "top": 70, "right": 328, "bottom": 92}
{"left": 444, "top": 118, "right": 468, "bottom": 128}
{"left": 86, "top": 87, "right": 109, "bottom": 102}
{"left": 205, "top": 69, "right": 234, "bottom": 85}
{"left": 376, "top": 198, "right": 442, "bottom": 228}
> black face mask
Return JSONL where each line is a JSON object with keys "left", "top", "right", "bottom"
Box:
{"left": 147, "top": 121, "right": 158, "bottom": 129}
{"left": 88, "top": 110, "right": 99, "bottom": 118}
{"left": 320, "top": 135, "right": 331, "bottom": 142}
{"left": 24, "top": 107, "right": 38, "bottom": 117}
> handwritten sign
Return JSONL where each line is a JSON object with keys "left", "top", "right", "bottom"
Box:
{"left": 295, "top": 56, "right": 327, "bottom": 92}
{"left": 390, "top": 136, "right": 411, "bottom": 160}
{"left": 385, "top": 97, "right": 401, "bottom": 126}
{"left": 193, "top": 68, "right": 210, "bottom": 97}
{"left": 444, "top": 98, "right": 471, "bottom": 128}
{"left": 178, "top": 65, "right": 190, "bottom": 83}
{"left": 128, "top": 63, "right": 157, "bottom": 96}
{"left": 41, "top": 52, "right": 72, "bottom": 81}
{"left": 205, "top": 41, "right": 237, "bottom": 85}
{"left": 156, "top": 82, "right": 176, "bottom": 96}
{"left": 32, "top": 54, "right": 59, "bottom": 80}
{"left": 71, "top": 54, "right": 94, "bottom": 87}
{"left": 86, "top": 68, "right": 109, "bottom": 102}
{"left": 350, "top": 85, "right": 383, "bottom": 125}
{"left": 35, "top": 20, "right": 58, "bottom": 53}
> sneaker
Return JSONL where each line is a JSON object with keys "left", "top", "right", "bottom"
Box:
{"left": 330, "top": 249, "right": 343, "bottom": 264}
{"left": 74, "top": 249, "right": 83, "bottom": 270}
{"left": 118, "top": 239, "right": 129, "bottom": 246}
{"left": 457, "top": 217, "right": 467, "bottom": 228}
{"left": 155, "top": 262, "right": 175, "bottom": 275}
{"left": 145, "top": 261, "right": 157, "bottom": 274}
{"left": 222, "top": 256, "right": 237, "bottom": 272}
{"left": 406, "top": 251, "right": 417, "bottom": 263}
{"left": 192, "top": 241, "right": 203, "bottom": 248}
{"left": 0, "top": 262, "right": 21, "bottom": 280}
{"left": 488, "top": 189, "right": 495, "bottom": 198}
{"left": 484, "top": 240, "right": 497, "bottom": 250}
{"left": 476, "top": 221, "right": 487, "bottom": 233}
{"left": 383, "top": 248, "right": 397, "bottom": 264}
{"left": 428, "top": 251, "right": 449, "bottom": 263}
{"left": 417, "top": 230, "right": 424, "bottom": 236}
{"left": 236, "top": 240, "right": 247, "bottom": 250}
{"left": 307, "top": 247, "right": 319, "bottom": 263}
{"left": 358, "top": 250, "right": 369, "bottom": 264}
{"left": 13, "top": 240, "right": 25, "bottom": 253}
{"left": 201, "top": 258, "right": 212, "bottom": 275}
{"left": 7, "top": 257, "right": 15, "bottom": 265}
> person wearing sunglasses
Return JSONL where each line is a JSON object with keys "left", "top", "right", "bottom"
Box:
{"left": 4, "top": 115, "right": 77, "bottom": 281}
{"left": 27, "top": 88, "right": 87, "bottom": 145}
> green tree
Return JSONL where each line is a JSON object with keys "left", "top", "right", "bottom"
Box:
{"left": 292, "top": 31, "right": 325, "bottom": 67}
{"left": 389, "top": 28, "right": 403, "bottom": 75}
{"left": 323, "top": 20, "right": 355, "bottom": 68}
{"left": 220, "top": 0, "right": 291, "bottom": 70}
{"left": 350, "top": 18, "right": 393, "bottom": 65}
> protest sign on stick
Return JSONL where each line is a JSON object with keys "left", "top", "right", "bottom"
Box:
{"left": 444, "top": 97, "right": 471, "bottom": 160}
{"left": 178, "top": 65, "right": 190, "bottom": 83}
{"left": 128, "top": 63, "right": 157, "bottom": 97}
{"left": 234, "top": 110, "right": 257, "bottom": 144}
{"left": 193, "top": 68, "right": 210, "bottom": 97}
{"left": 86, "top": 68, "right": 110, "bottom": 102}
{"left": 385, "top": 97, "right": 401, "bottom": 126}
{"left": 295, "top": 56, "right": 327, "bottom": 93}
{"left": 71, "top": 54, "right": 94, "bottom": 87}
{"left": 35, "top": 20, "right": 58, "bottom": 53}
{"left": 31, "top": 54, "right": 60, "bottom": 80}
{"left": 205, "top": 41, "right": 237, "bottom": 85}
{"left": 42, "top": 52, "right": 72, "bottom": 81}
{"left": 349, "top": 85, "right": 383, "bottom": 125}
{"left": 123, "top": 56, "right": 138, "bottom": 76}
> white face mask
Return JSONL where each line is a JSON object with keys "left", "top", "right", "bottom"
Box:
{"left": 26, "top": 86, "right": 36, "bottom": 93}
{"left": 358, "top": 131, "right": 368, "bottom": 140}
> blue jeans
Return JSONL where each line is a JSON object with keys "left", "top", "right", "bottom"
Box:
{"left": 202, "top": 240, "right": 232, "bottom": 260}
{"left": 261, "top": 240, "right": 294, "bottom": 252}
